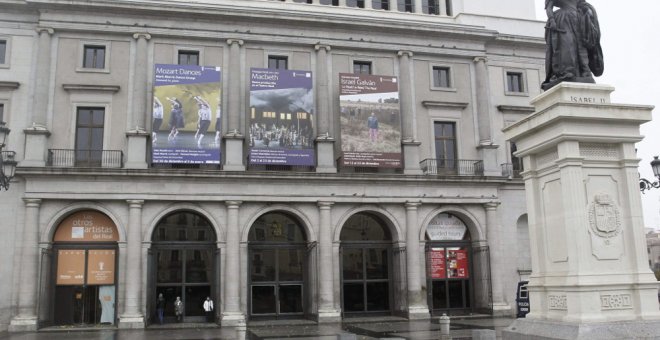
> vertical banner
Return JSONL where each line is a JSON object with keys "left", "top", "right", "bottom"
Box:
{"left": 339, "top": 73, "right": 401, "bottom": 168}
{"left": 56, "top": 249, "right": 85, "bottom": 285}
{"left": 248, "top": 68, "right": 315, "bottom": 166}
{"left": 447, "top": 248, "right": 469, "bottom": 279}
{"left": 152, "top": 64, "right": 222, "bottom": 164}
{"left": 87, "top": 249, "right": 116, "bottom": 285}
{"left": 430, "top": 248, "right": 446, "bottom": 279}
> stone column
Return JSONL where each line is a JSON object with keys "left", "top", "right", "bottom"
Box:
{"left": 22, "top": 28, "right": 53, "bottom": 167}
{"left": 484, "top": 202, "right": 510, "bottom": 315}
{"left": 405, "top": 202, "right": 429, "bottom": 318}
{"left": 9, "top": 199, "right": 42, "bottom": 332}
{"left": 314, "top": 44, "right": 336, "bottom": 173}
{"left": 397, "top": 50, "right": 422, "bottom": 174}
{"left": 317, "top": 201, "right": 340, "bottom": 322}
{"left": 222, "top": 201, "right": 244, "bottom": 325}
{"left": 439, "top": 0, "right": 448, "bottom": 15}
{"left": 224, "top": 39, "right": 246, "bottom": 171}
{"left": 414, "top": 0, "right": 423, "bottom": 13}
{"left": 125, "top": 33, "right": 151, "bottom": 169}
{"left": 119, "top": 200, "right": 145, "bottom": 328}
{"left": 473, "top": 57, "right": 500, "bottom": 176}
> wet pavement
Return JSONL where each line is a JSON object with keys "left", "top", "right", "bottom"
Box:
{"left": 0, "top": 316, "right": 515, "bottom": 340}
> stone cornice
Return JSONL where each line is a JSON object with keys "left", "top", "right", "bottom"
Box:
{"left": 62, "top": 84, "right": 121, "bottom": 93}
{"left": 497, "top": 105, "right": 535, "bottom": 114}
{"left": 422, "top": 101, "right": 469, "bottom": 109}
{"left": 0, "top": 81, "right": 20, "bottom": 90}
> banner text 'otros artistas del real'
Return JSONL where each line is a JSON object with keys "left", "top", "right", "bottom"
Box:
{"left": 339, "top": 73, "right": 401, "bottom": 168}
{"left": 248, "top": 68, "right": 315, "bottom": 166}
{"left": 151, "top": 64, "right": 222, "bottom": 164}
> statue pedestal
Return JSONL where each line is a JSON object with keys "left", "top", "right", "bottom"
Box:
{"left": 502, "top": 83, "right": 660, "bottom": 339}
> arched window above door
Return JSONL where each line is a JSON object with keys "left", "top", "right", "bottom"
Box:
{"left": 248, "top": 212, "right": 306, "bottom": 243}
{"left": 340, "top": 213, "right": 391, "bottom": 241}
{"left": 152, "top": 211, "right": 215, "bottom": 242}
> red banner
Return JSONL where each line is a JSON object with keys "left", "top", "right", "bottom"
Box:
{"left": 430, "top": 248, "right": 446, "bottom": 279}
{"left": 447, "top": 249, "right": 469, "bottom": 279}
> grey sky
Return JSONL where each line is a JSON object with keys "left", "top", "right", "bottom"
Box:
{"left": 535, "top": 0, "right": 660, "bottom": 229}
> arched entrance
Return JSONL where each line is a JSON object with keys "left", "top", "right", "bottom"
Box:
{"left": 150, "top": 211, "right": 217, "bottom": 323}
{"left": 425, "top": 213, "right": 473, "bottom": 314}
{"left": 51, "top": 210, "right": 119, "bottom": 326}
{"left": 340, "top": 212, "right": 393, "bottom": 316}
{"left": 247, "top": 212, "right": 310, "bottom": 320}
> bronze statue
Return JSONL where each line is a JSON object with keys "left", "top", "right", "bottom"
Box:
{"left": 542, "top": 0, "right": 604, "bottom": 90}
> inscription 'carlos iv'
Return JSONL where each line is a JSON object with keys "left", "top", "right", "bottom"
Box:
{"left": 570, "top": 96, "right": 607, "bottom": 104}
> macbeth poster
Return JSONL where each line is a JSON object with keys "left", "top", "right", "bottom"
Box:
{"left": 249, "top": 68, "right": 315, "bottom": 166}
{"left": 339, "top": 73, "right": 401, "bottom": 168}
{"left": 152, "top": 64, "right": 222, "bottom": 164}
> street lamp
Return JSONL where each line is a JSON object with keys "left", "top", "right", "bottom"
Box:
{"left": 0, "top": 121, "right": 17, "bottom": 191}
{"left": 639, "top": 156, "right": 660, "bottom": 194}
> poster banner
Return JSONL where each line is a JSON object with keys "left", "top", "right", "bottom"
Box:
{"left": 53, "top": 210, "right": 119, "bottom": 242}
{"left": 152, "top": 64, "right": 222, "bottom": 164}
{"left": 248, "top": 68, "right": 315, "bottom": 166}
{"left": 427, "top": 213, "right": 468, "bottom": 241}
{"left": 447, "top": 248, "right": 469, "bottom": 279}
{"left": 56, "top": 249, "right": 85, "bottom": 285}
{"left": 430, "top": 248, "right": 446, "bottom": 279}
{"left": 339, "top": 73, "right": 401, "bottom": 168}
{"left": 87, "top": 249, "right": 116, "bottom": 285}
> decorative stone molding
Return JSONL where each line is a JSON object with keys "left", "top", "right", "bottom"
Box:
{"left": 62, "top": 84, "right": 121, "bottom": 93}
{"left": 226, "top": 39, "right": 244, "bottom": 46}
{"left": 580, "top": 143, "right": 619, "bottom": 160}
{"left": 497, "top": 105, "right": 535, "bottom": 114}
{"left": 536, "top": 149, "right": 558, "bottom": 167}
{"left": 473, "top": 56, "right": 488, "bottom": 63}
{"left": 132, "top": 33, "right": 151, "bottom": 40}
{"left": 0, "top": 81, "right": 20, "bottom": 90}
{"left": 397, "top": 50, "right": 413, "bottom": 58}
{"left": 548, "top": 295, "right": 567, "bottom": 310}
{"left": 314, "top": 44, "right": 331, "bottom": 52}
{"left": 421, "top": 101, "right": 469, "bottom": 109}
{"left": 35, "top": 27, "right": 54, "bottom": 35}
{"left": 600, "top": 294, "right": 633, "bottom": 310}
{"left": 587, "top": 194, "right": 622, "bottom": 239}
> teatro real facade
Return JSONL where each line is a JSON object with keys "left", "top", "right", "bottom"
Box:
{"left": 0, "top": 0, "right": 545, "bottom": 331}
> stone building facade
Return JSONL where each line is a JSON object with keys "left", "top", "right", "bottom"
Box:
{"left": 0, "top": 0, "right": 544, "bottom": 331}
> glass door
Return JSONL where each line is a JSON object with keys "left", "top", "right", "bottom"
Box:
{"left": 249, "top": 247, "right": 304, "bottom": 318}
{"left": 426, "top": 244, "right": 473, "bottom": 314}
{"left": 341, "top": 245, "right": 391, "bottom": 314}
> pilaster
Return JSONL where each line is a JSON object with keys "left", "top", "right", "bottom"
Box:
{"left": 222, "top": 201, "right": 245, "bottom": 326}
{"left": 119, "top": 200, "right": 145, "bottom": 328}
{"left": 315, "top": 44, "right": 337, "bottom": 173}
{"left": 397, "top": 50, "right": 422, "bottom": 175}
{"left": 317, "top": 201, "right": 340, "bottom": 322}
{"left": 484, "top": 201, "right": 511, "bottom": 315}
{"left": 473, "top": 57, "right": 500, "bottom": 176}
{"left": 405, "top": 202, "right": 430, "bottom": 319}
{"left": 125, "top": 33, "right": 151, "bottom": 169}
{"left": 224, "top": 39, "right": 245, "bottom": 171}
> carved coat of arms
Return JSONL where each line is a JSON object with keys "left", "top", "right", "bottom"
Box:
{"left": 587, "top": 194, "right": 621, "bottom": 238}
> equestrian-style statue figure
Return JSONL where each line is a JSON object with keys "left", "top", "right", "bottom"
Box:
{"left": 542, "top": 0, "right": 604, "bottom": 90}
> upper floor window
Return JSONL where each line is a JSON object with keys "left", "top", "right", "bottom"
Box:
{"left": 424, "top": 0, "right": 439, "bottom": 14}
{"left": 178, "top": 50, "right": 199, "bottom": 66}
{"left": 432, "top": 66, "right": 451, "bottom": 88}
{"left": 506, "top": 71, "right": 525, "bottom": 93}
{"left": 0, "top": 40, "right": 6, "bottom": 65}
{"left": 268, "top": 55, "right": 288, "bottom": 70}
{"left": 75, "top": 107, "right": 105, "bottom": 166}
{"left": 434, "top": 122, "right": 456, "bottom": 162}
{"left": 83, "top": 45, "right": 106, "bottom": 69}
{"left": 398, "top": 0, "right": 413, "bottom": 12}
{"left": 0, "top": 103, "right": 4, "bottom": 122}
{"left": 446, "top": 0, "right": 453, "bottom": 16}
{"left": 353, "top": 61, "right": 372, "bottom": 75}
{"left": 372, "top": 0, "right": 390, "bottom": 10}
{"left": 347, "top": 0, "right": 366, "bottom": 8}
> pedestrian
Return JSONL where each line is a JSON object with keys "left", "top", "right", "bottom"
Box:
{"left": 203, "top": 296, "right": 214, "bottom": 323}
{"left": 156, "top": 293, "right": 165, "bottom": 325}
{"left": 174, "top": 296, "right": 183, "bottom": 322}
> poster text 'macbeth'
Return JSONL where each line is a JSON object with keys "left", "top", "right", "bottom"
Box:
{"left": 155, "top": 67, "right": 202, "bottom": 77}
{"left": 252, "top": 73, "right": 279, "bottom": 81}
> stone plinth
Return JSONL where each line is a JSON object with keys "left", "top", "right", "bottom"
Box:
{"left": 502, "top": 83, "right": 660, "bottom": 339}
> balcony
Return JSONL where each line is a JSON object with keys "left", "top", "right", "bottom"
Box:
{"left": 420, "top": 158, "right": 484, "bottom": 176}
{"left": 501, "top": 163, "right": 523, "bottom": 178}
{"left": 47, "top": 149, "right": 124, "bottom": 168}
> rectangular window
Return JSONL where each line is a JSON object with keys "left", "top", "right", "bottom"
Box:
{"left": 507, "top": 72, "right": 525, "bottom": 93}
{"left": 398, "top": 0, "right": 414, "bottom": 12}
{"left": 432, "top": 66, "right": 451, "bottom": 88}
{"left": 353, "top": 61, "right": 372, "bottom": 75}
{"left": 446, "top": 0, "right": 453, "bottom": 16}
{"left": 347, "top": 0, "right": 365, "bottom": 8}
{"left": 372, "top": 0, "right": 389, "bottom": 9}
{"left": 425, "top": 0, "right": 439, "bottom": 14}
{"left": 83, "top": 45, "right": 106, "bottom": 69}
{"left": 75, "top": 107, "right": 105, "bottom": 166}
{"left": 0, "top": 103, "right": 4, "bottom": 123}
{"left": 268, "top": 55, "right": 288, "bottom": 70}
{"left": 0, "top": 40, "right": 6, "bottom": 64}
{"left": 434, "top": 122, "right": 457, "bottom": 171}
{"left": 178, "top": 50, "right": 200, "bottom": 66}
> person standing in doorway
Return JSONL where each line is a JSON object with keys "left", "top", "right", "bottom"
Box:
{"left": 203, "top": 296, "right": 214, "bottom": 323}
{"left": 174, "top": 296, "right": 183, "bottom": 322}
{"left": 156, "top": 293, "right": 165, "bottom": 325}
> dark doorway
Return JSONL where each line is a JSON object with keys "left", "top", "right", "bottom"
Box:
{"left": 151, "top": 211, "right": 217, "bottom": 323}
{"left": 340, "top": 213, "right": 393, "bottom": 315}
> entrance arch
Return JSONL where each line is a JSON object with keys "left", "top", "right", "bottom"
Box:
{"left": 247, "top": 211, "right": 310, "bottom": 319}
{"left": 424, "top": 212, "right": 474, "bottom": 314}
{"left": 150, "top": 211, "right": 217, "bottom": 323}
{"left": 51, "top": 210, "right": 119, "bottom": 326}
{"left": 340, "top": 212, "right": 395, "bottom": 315}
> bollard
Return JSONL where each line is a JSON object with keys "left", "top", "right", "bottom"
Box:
{"left": 439, "top": 313, "right": 450, "bottom": 336}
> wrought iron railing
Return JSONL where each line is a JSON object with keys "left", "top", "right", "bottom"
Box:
{"left": 47, "top": 149, "right": 124, "bottom": 168}
{"left": 501, "top": 163, "right": 523, "bottom": 178}
{"left": 420, "top": 158, "right": 484, "bottom": 176}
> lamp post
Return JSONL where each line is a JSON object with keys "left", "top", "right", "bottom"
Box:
{"left": 0, "top": 121, "right": 17, "bottom": 191}
{"left": 639, "top": 156, "right": 660, "bottom": 193}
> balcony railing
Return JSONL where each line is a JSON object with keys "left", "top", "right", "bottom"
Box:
{"left": 501, "top": 163, "right": 523, "bottom": 178}
{"left": 48, "top": 149, "right": 124, "bottom": 168}
{"left": 420, "top": 158, "right": 484, "bottom": 176}
{"left": 271, "top": 0, "right": 453, "bottom": 16}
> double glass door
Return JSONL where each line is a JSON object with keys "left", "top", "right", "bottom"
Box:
{"left": 341, "top": 245, "right": 391, "bottom": 314}
{"left": 154, "top": 247, "right": 215, "bottom": 322}
{"left": 426, "top": 244, "right": 472, "bottom": 313}
{"left": 249, "top": 246, "right": 305, "bottom": 318}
